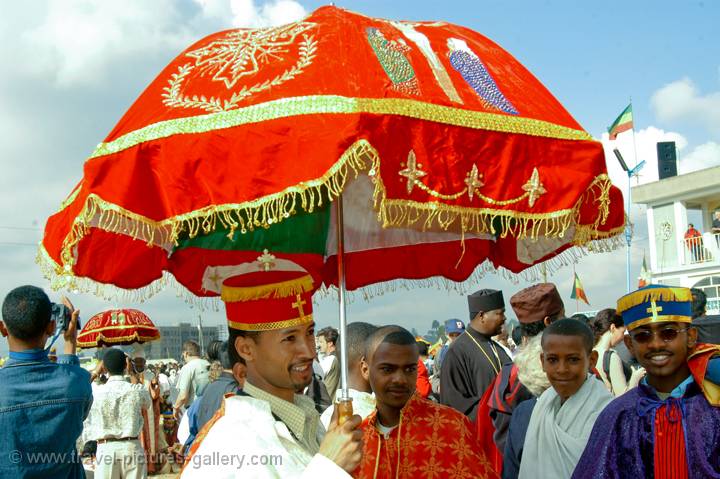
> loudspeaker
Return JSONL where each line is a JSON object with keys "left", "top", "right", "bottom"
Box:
{"left": 657, "top": 142, "right": 677, "bottom": 179}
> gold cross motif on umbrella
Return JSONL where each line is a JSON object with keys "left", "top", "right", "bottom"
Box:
{"left": 257, "top": 249, "right": 276, "bottom": 272}
{"left": 646, "top": 300, "right": 663, "bottom": 320}
{"left": 464, "top": 164, "right": 485, "bottom": 201}
{"left": 292, "top": 294, "right": 307, "bottom": 319}
{"left": 399, "top": 150, "right": 427, "bottom": 194}
{"left": 522, "top": 167, "right": 547, "bottom": 207}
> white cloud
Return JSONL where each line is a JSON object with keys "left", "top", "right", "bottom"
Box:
{"left": 600, "top": 126, "right": 720, "bottom": 190}
{"left": 22, "top": 0, "right": 194, "bottom": 87}
{"left": 17, "top": 0, "right": 307, "bottom": 87}
{"left": 678, "top": 141, "right": 720, "bottom": 174}
{"left": 651, "top": 77, "right": 720, "bottom": 137}
{"left": 229, "top": 0, "right": 307, "bottom": 27}
{"left": 600, "top": 126, "right": 687, "bottom": 191}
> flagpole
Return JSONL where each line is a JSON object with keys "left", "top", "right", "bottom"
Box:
{"left": 629, "top": 98, "right": 640, "bottom": 174}
{"left": 574, "top": 265, "right": 579, "bottom": 313}
{"left": 625, "top": 98, "right": 637, "bottom": 294}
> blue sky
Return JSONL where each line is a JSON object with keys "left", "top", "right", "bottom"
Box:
{"left": 1, "top": 0, "right": 718, "bottom": 356}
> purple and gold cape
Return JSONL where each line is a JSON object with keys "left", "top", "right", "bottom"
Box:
{"left": 572, "top": 355, "right": 720, "bottom": 479}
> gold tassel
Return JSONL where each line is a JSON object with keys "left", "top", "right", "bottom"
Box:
{"left": 617, "top": 287, "right": 693, "bottom": 313}
{"left": 221, "top": 274, "right": 314, "bottom": 303}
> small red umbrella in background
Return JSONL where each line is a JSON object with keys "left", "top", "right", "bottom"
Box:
{"left": 77, "top": 309, "right": 160, "bottom": 349}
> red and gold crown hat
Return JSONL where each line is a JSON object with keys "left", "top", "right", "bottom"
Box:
{"left": 221, "top": 270, "right": 316, "bottom": 331}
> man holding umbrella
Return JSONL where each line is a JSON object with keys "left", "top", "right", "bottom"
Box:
{"left": 181, "top": 271, "right": 363, "bottom": 477}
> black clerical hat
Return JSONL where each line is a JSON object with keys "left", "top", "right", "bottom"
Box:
{"left": 467, "top": 289, "right": 504, "bottom": 319}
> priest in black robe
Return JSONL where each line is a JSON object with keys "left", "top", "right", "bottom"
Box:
{"left": 440, "top": 288, "right": 511, "bottom": 420}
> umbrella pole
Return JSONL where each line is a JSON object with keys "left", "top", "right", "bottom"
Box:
{"left": 335, "top": 193, "right": 353, "bottom": 423}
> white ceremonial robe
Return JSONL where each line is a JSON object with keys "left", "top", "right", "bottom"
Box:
{"left": 518, "top": 374, "right": 613, "bottom": 479}
{"left": 181, "top": 395, "right": 350, "bottom": 478}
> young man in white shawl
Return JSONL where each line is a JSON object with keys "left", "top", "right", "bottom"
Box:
{"left": 181, "top": 271, "right": 363, "bottom": 478}
{"left": 510, "top": 318, "right": 613, "bottom": 479}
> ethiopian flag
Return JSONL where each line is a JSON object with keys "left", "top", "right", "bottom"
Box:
{"left": 608, "top": 104, "right": 633, "bottom": 140}
{"left": 571, "top": 272, "right": 590, "bottom": 305}
{"left": 638, "top": 253, "right": 651, "bottom": 288}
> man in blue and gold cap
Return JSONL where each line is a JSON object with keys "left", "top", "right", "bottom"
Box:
{"left": 573, "top": 285, "right": 720, "bottom": 479}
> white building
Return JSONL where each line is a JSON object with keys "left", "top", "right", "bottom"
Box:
{"left": 632, "top": 165, "right": 720, "bottom": 313}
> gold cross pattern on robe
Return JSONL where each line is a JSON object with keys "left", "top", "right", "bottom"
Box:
{"left": 292, "top": 295, "right": 307, "bottom": 319}
{"left": 646, "top": 300, "right": 663, "bottom": 320}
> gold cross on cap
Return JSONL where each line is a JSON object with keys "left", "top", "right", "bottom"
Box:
{"left": 646, "top": 300, "right": 663, "bottom": 320}
{"left": 292, "top": 294, "right": 307, "bottom": 319}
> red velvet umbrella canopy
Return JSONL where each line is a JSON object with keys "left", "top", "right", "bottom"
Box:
{"left": 39, "top": 6, "right": 624, "bottom": 301}
{"left": 77, "top": 309, "right": 160, "bottom": 348}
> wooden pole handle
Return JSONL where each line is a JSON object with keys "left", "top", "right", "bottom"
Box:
{"left": 337, "top": 398, "right": 354, "bottom": 425}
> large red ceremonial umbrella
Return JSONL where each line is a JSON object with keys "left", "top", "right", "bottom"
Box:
{"left": 77, "top": 308, "right": 160, "bottom": 349}
{"left": 39, "top": 6, "right": 624, "bottom": 397}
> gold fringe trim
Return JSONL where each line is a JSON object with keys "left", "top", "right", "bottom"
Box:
{"left": 39, "top": 234, "right": 623, "bottom": 308}
{"left": 78, "top": 332, "right": 159, "bottom": 349}
{"left": 228, "top": 314, "right": 314, "bottom": 331}
{"left": 36, "top": 244, "right": 216, "bottom": 309}
{"left": 315, "top": 235, "right": 625, "bottom": 303}
{"left": 617, "top": 286, "right": 693, "bottom": 313}
{"left": 221, "top": 274, "right": 314, "bottom": 302}
{"left": 42, "top": 139, "right": 622, "bottom": 303}
{"left": 56, "top": 139, "right": 372, "bottom": 275}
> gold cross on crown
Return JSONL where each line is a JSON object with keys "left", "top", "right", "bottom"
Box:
{"left": 646, "top": 300, "right": 663, "bottom": 320}
{"left": 257, "top": 249, "right": 276, "bottom": 272}
{"left": 292, "top": 294, "right": 307, "bottom": 319}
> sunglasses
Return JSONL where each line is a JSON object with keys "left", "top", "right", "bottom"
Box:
{"left": 630, "top": 327, "right": 689, "bottom": 344}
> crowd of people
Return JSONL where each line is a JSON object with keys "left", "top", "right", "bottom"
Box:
{"left": 1, "top": 274, "right": 719, "bottom": 478}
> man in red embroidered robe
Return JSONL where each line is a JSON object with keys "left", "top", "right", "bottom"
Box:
{"left": 353, "top": 326, "right": 497, "bottom": 479}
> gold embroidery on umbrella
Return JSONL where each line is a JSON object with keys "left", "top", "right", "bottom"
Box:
{"left": 162, "top": 22, "right": 318, "bottom": 112}
{"left": 366, "top": 27, "right": 420, "bottom": 96}
{"left": 399, "top": 151, "right": 546, "bottom": 207}
{"left": 399, "top": 150, "right": 427, "bottom": 194}
{"left": 522, "top": 167, "right": 547, "bottom": 207}
{"left": 390, "top": 21, "right": 463, "bottom": 104}
{"left": 464, "top": 164, "right": 484, "bottom": 201}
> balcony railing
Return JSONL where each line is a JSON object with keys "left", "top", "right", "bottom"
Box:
{"left": 683, "top": 233, "right": 720, "bottom": 265}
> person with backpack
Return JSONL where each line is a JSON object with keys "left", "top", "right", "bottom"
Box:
{"left": 590, "top": 308, "right": 645, "bottom": 395}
